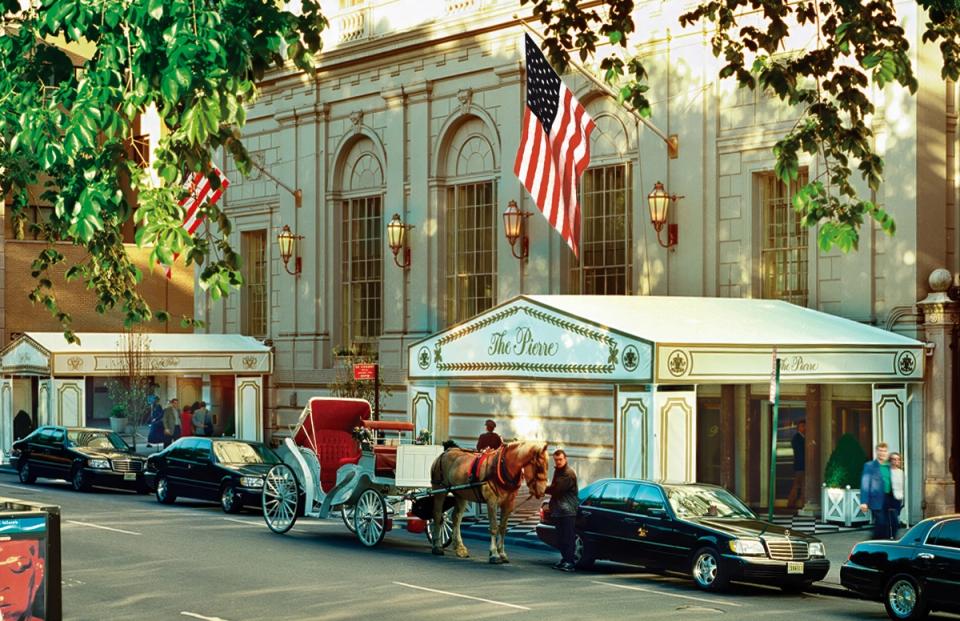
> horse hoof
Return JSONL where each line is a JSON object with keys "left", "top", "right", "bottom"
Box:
{"left": 500, "top": 556, "right": 510, "bottom": 564}
{"left": 432, "top": 548, "right": 444, "bottom": 556}
{"left": 489, "top": 556, "right": 503, "bottom": 564}
{"left": 456, "top": 551, "right": 470, "bottom": 559}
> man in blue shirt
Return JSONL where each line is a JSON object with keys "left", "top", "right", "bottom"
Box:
{"left": 860, "top": 442, "right": 891, "bottom": 540}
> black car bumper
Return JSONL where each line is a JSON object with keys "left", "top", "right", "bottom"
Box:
{"left": 722, "top": 554, "right": 830, "bottom": 583}
{"left": 536, "top": 523, "right": 559, "bottom": 549}
{"left": 839, "top": 562, "right": 884, "bottom": 599}
{"left": 84, "top": 468, "right": 145, "bottom": 488}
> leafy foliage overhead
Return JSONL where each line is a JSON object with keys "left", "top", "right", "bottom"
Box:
{"left": 523, "top": 0, "right": 960, "bottom": 253}
{"left": 0, "top": 0, "right": 326, "bottom": 342}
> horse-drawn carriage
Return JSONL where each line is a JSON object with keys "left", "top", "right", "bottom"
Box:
{"left": 262, "top": 397, "right": 550, "bottom": 563}
{"left": 260, "top": 397, "right": 455, "bottom": 547}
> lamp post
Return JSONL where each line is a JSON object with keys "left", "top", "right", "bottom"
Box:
{"left": 387, "top": 213, "right": 412, "bottom": 269}
{"left": 647, "top": 181, "right": 682, "bottom": 249}
{"left": 503, "top": 200, "right": 531, "bottom": 260}
{"left": 277, "top": 224, "right": 303, "bottom": 276}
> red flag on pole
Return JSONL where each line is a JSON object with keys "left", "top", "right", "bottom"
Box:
{"left": 162, "top": 165, "right": 230, "bottom": 278}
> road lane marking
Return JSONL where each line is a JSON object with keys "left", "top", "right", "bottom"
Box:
{"left": 393, "top": 581, "right": 531, "bottom": 611}
{"left": 66, "top": 520, "right": 141, "bottom": 536}
{"left": 222, "top": 518, "right": 265, "bottom": 527}
{"left": 591, "top": 581, "right": 743, "bottom": 607}
{"left": 181, "top": 612, "right": 230, "bottom": 621}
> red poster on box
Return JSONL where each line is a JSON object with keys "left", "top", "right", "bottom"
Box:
{"left": 354, "top": 363, "right": 377, "bottom": 381}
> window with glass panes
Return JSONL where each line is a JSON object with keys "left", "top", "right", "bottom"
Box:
{"left": 340, "top": 196, "right": 382, "bottom": 344}
{"left": 240, "top": 230, "right": 267, "bottom": 337}
{"left": 444, "top": 182, "right": 496, "bottom": 325}
{"left": 571, "top": 164, "right": 631, "bottom": 294}
{"left": 759, "top": 171, "right": 809, "bottom": 306}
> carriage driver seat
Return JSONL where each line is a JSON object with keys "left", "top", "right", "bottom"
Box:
{"left": 361, "top": 420, "right": 415, "bottom": 477}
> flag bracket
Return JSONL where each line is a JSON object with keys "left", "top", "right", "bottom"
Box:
{"left": 247, "top": 157, "right": 303, "bottom": 208}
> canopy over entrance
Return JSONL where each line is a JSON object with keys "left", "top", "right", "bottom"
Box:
{"left": 408, "top": 296, "right": 924, "bottom": 384}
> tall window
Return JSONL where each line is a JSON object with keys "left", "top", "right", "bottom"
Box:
{"left": 572, "top": 164, "right": 632, "bottom": 294}
{"left": 341, "top": 196, "right": 382, "bottom": 344}
{"left": 759, "top": 171, "right": 809, "bottom": 306}
{"left": 241, "top": 230, "right": 267, "bottom": 337}
{"left": 445, "top": 182, "right": 496, "bottom": 325}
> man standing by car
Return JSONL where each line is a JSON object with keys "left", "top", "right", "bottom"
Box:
{"left": 859, "top": 442, "right": 891, "bottom": 540}
{"left": 162, "top": 398, "right": 179, "bottom": 448}
{"left": 546, "top": 449, "right": 578, "bottom": 572}
{"left": 786, "top": 419, "right": 806, "bottom": 510}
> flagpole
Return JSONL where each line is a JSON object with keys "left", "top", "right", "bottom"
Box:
{"left": 247, "top": 156, "right": 303, "bottom": 208}
{"left": 513, "top": 15, "right": 678, "bottom": 158}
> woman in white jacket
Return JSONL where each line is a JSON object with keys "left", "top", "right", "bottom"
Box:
{"left": 888, "top": 452, "right": 905, "bottom": 539}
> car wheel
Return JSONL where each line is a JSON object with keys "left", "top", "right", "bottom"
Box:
{"left": 884, "top": 574, "right": 929, "bottom": 620}
{"left": 220, "top": 484, "right": 243, "bottom": 514}
{"left": 71, "top": 466, "right": 90, "bottom": 492}
{"left": 18, "top": 460, "right": 36, "bottom": 484}
{"left": 155, "top": 475, "right": 177, "bottom": 505}
{"left": 573, "top": 534, "right": 596, "bottom": 570}
{"left": 691, "top": 547, "right": 729, "bottom": 592}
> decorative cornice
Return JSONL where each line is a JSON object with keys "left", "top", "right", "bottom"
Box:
{"left": 274, "top": 109, "right": 299, "bottom": 125}
{"left": 404, "top": 80, "right": 433, "bottom": 103}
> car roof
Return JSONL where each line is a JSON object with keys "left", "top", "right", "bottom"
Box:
{"left": 38, "top": 425, "right": 115, "bottom": 433}
{"left": 586, "top": 478, "right": 724, "bottom": 491}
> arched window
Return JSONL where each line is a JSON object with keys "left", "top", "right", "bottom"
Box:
{"left": 441, "top": 117, "right": 498, "bottom": 325}
{"left": 571, "top": 107, "right": 633, "bottom": 295}
{"left": 337, "top": 138, "right": 384, "bottom": 347}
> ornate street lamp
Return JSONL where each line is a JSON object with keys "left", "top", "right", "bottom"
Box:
{"left": 502, "top": 200, "right": 531, "bottom": 260}
{"left": 277, "top": 224, "right": 303, "bottom": 276}
{"left": 647, "top": 181, "right": 683, "bottom": 249}
{"left": 387, "top": 213, "right": 413, "bottom": 269}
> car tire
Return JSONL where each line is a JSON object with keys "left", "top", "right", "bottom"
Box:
{"left": 71, "top": 466, "right": 90, "bottom": 492}
{"left": 884, "top": 573, "right": 929, "bottom": 620}
{"left": 18, "top": 460, "right": 36, "bottom": 484}
{"left": 156, "top": 475, "right": 177, "bottom": 505}
{"left": 573, "top": 534, "right": 596, "bottom": 570}
{"left": 220, "top": 483, "right": 243, "bottom": 514}
{"left": 691, "top": 546, "right": 729, "bottom": 592}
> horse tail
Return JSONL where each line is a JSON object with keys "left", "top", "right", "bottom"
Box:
{"left": 430, "top": 452, "right": 444, "bottom": 487}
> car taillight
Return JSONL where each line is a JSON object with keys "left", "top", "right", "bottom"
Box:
{"left": 539, "top": 506, "right": 549, "bottom": 521}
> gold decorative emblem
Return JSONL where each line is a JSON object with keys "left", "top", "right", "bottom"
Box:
{"left": 242, "top": 356, "right": 257, "bottom": 369}
{"left": 154, "top": 356, "right": 180, "bottom": 369}
{"left": 667, "top": 350, "right": 689, "bottom": 377}
{"left": 67, "top": 356, "right": 83, "bottom": 371}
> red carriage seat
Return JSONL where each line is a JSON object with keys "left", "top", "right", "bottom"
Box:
{"left": 294, "top": 398, "right": 370, "bottom": 492}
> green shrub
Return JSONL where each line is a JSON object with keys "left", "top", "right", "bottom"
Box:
{"left": 110, "top": 404, "right": 127, "bottom": 418}
{"left": 823, "top": 433, "right": 868, "bottom": 488}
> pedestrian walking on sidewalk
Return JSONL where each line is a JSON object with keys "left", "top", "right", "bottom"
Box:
{"left": 147, "top": 401, "right": 164, "bottom": 447}
{"left": 546, "top": 449, "right": 578, "bottom": 572}
{"left": 162, "top": 398, "right": 179, "bottom": 448}
{"left": 786, "top": 419, "right": 806, "bottom": 510}
{"left": 859, "top": 442, "right": 892, "bottom": 540}
{"left": 888, "top": 452, "right": 905, "bottom": 539}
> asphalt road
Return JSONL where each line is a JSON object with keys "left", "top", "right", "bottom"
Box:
{"left": 0, "top": 472, "right": 954, "bottom": 621}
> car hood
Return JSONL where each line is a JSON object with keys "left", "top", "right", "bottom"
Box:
{"left": 75, "top": 447, "right": 142, "bottom": 461}
{"left": 685, "top": 517, "right": 820, "bottom": 542}
{"left": 220, "top": 463, "right": 275, "bottom": 477}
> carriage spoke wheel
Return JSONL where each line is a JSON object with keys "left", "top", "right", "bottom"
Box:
{"left": 262, "top": 464, "right": 299, "bottom": 534}
{"left": 353, "top": 489, "right": 387, "bottom": 547}
{"left": 425, "top": 506, "right": 454, "bottom": 548}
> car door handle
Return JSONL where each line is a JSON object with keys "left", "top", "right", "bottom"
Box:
{"left": 580, "top": 510, "right": 592, "bottom": 518}
{"left": 917, "top": 552, "right": 935, "bottom": 560}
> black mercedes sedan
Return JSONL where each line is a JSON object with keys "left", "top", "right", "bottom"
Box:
{"left": 10, "top": 425, "right": 148, "bottom": 493}
{"left": 536, "top": 479, "right": 829, "bottom": 592}
{"left": 841, "top": 514, "right": 960, "bottom": 620}
{"left": 145, "top": 437, "right": 281, "bottom": 513}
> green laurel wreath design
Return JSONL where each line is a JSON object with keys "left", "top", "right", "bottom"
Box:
{"left": 437, "top": 306, "right": 520, "bottom": 346}
{"left": 437, "top": 362, "right": 615, "bottom": 374}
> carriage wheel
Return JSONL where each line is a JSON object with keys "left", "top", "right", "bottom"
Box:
{"left": 353, "top": 489, "right": 387, "bottom": 547}
{"left": 341, "top": 504, "right": 356, "bottom": 533}
{"left": 262, "top": 464, "right": 299, "bottom": 534}
{"left": 424, "top": 506, "right": 454, "bottom": 549}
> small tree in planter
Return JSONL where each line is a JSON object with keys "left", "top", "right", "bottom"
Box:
{"left": 105, "top": 331, "right": 157, "bottom": 450}
{"left": 822, "top": 433, "right": 870, "bottom": 526}
{"left": 108, "top": 404, "right": 128, "bottom": 433}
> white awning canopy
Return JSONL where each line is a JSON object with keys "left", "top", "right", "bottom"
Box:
{"left": 1, "top": 332, "right": 272, "bottom": 376}
{"left": 408, "top": 296, "right": 924, "bottom": 384}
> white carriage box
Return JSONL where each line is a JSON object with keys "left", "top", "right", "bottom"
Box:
{"left": 395, "top": 445, "right": 444, "bottom": 488}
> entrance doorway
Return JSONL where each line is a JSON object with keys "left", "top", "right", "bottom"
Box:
{"left": 746, "top": 398, "right": 806, "bottom": 512}
{"left": 696, "top": 399, "right": 722, "bottom": 485}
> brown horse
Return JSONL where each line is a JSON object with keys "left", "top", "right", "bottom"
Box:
{"left": 430, "top": 441, "right": 549, "bottom": 563}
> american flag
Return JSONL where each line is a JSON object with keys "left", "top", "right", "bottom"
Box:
{"left": 513, "top": 33, "right": 595, "bottom": 258}
{"left": 162, "top": 165, "right": 230, "bottom": 278}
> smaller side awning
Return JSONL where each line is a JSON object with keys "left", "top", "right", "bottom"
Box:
{"left": 1, "top": 332, "right": 272, "bottom": 376}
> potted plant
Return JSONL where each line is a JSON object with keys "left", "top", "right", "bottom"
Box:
{"left": 821, "top": 433, "right": 870, "bottom": 526}
{"left": 109, "top": 404, "right": 128, "bottom": 434}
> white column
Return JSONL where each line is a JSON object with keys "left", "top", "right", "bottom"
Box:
{"left": 873, "top": 384, "right": 909, "bottom": 522}
{"left": 652, "top": 387, "right": 697, "bottom": 483}
{"left": 235, "top": 376, "right": 264, "bottom": 442}
{"left": 0, "top": 378, "right": 12, "bottom": 460}
{"left": 615, "top": 386, "right": 653, "bottom": 479}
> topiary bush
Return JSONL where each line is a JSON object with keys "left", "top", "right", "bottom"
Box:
{"left": 823, "top": 433, "right": 868, "bottom": 488}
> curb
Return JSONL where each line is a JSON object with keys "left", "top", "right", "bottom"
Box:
{"left": 810, "top": 581, "right": 851, "bottom": 598}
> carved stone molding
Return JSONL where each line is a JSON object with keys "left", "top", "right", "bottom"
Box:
{"left": 349, "top": 110, "right": 364, "bottom": 133}
{"left": 456, "top": 88, "right": 473, "bottom": 114}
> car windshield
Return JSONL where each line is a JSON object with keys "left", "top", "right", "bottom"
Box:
{"left": 67, "top": 430, "right": 129, "bottom": 451}
{"left": 665, "top": 486, "right": 755, "bottom": 519}
{"left": 213, "top": 441, "right": 280, "bottom": 465}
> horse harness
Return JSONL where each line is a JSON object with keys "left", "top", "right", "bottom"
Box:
{"left": 432, "top": 446, "right": 523, "bottom": 503}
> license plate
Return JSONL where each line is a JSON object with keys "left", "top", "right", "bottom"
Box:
{"left": 123, "top": 473, "right": 136, "bottom": 481}
{"left": 787, "top": 562, "right": 804, "bottom": 574}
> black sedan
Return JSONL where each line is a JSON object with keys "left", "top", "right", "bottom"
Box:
{"left": 10, "top": 425, "right": 148, "bottom": 493}
{"left": 841, "top": 514, "right": 960, "bottom": 620}
{"left": 145, "top": 437, "right": 282, "bottom": 513}
{"left": 536, "top": 479, "right": 829, "bottom": 592}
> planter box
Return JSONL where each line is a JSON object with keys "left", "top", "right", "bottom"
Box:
{"left": 821, "top": 485, "right": 870, "bottom": 526}
{"left": 109, "top": 417, "right": 128, "bottom": 433}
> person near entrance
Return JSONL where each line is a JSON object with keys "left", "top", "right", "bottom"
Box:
{"left": 860, "top": 442, "right": 892, "bottom": 540}
{"left": 888, "top": 452, "right": 905, "bottom": 539}
{"left": 546, "top": 449, "right": 578, "bottom": 572}
{"left": 786, "top": 419, "right": 806, "bottom": 510}
{"left": 476, "top": 419, "right": 502, "bottom": 451}
{"left": 162, "top": 398, "right": 179, "bottom": 448}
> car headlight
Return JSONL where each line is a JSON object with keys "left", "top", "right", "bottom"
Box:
{"left": 88, "top": 459, "right": 111, "bottom": 469}
{"left": 729, "top": 539, "right": 766, "bottom": 556}
{"left": 240, "top": 476, "right": 264, "bottom": 488}
{"left": 808, "top": 542, "right": 825, "bottom": 558}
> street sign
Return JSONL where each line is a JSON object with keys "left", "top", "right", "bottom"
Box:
{"left": 354, "top": 363, "right": 377, "bottom": 381}
{"left": 769, "top": 347, "right": 778, "bottom": 403}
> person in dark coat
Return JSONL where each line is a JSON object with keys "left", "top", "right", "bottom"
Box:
{"left": 860, "top": 442, "right": 892, "bottom": 540}
{"left": 546, "top": 449, "right": 579, "bottom": 572}
{"left": 13, "top": 409, "right": 34, "bottom": 441}
{"left": 147, "top": 402, "right": 165, "bottom": 446}
{"left": 786, "top": 419, "right": 806, "bottom": 510}
{"left": 476, "top": 419, "right": 502, "bottom": 451}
